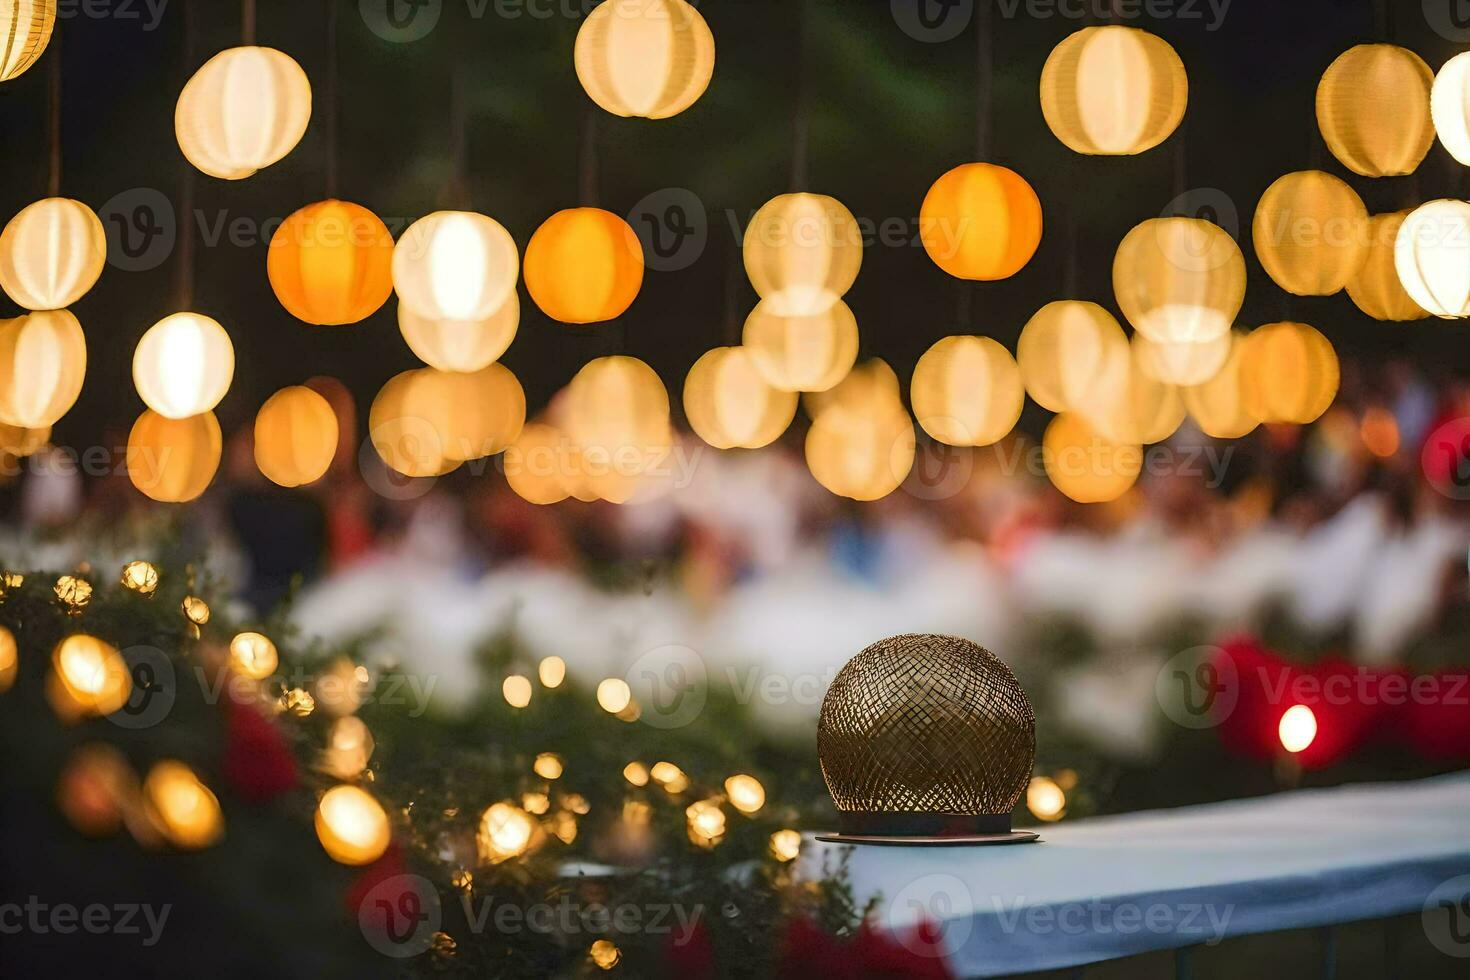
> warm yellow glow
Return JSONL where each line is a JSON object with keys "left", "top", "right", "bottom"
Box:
{"left": 1433, "top": 52, "right": 1470, "bottom": 165}
{"left": 1027, "top": 776, "right": 1067, "bottom": 821}
{"left": 503, "top": 674, "right": 533, "bottom": 709}
{"left": 369, "top": 365, "right": 526, "bottom": 477}
{"left": 281, "top": 687, "right": 316, "bottom": 717}
{"left": 1347, "top": 212, "right": 1428, "bottom": 321}
{"left": 769, "top": 829, "right": 801, "bottom": 862}
{"left": 0, "top": 309, "right": 86, "bottom": 429}
{"left": 0, "top": 198, "right": 106, "bottom": 310}
{"left": 538, "top": 656, "right": 566, "bottom": 688}
{"left": 921, "top": 163, "right": 1042, "bottom": 281}
{"left": 478, "top": 802, "right": 535, "bottom": 862}
{"left": 743, "top": 298, "right": 859, "bottom": 393}
{"left": 547, "top": 809, "right": 577, "bottom": 844}
{"left": 597, "top": 677, "right": 632, "bottom": 714}
{"left": 182, "top": 595, "right": 210, "bottom": 625}
{"left": 400, "top": 291, "right": 518, "bottom": 373}
{"left": 1360, "top": 407, "right": 1400, "bottom": 458}
{"left": 133, "top": 313, "right": 235, "bottom": 419}
{"left": 57, "top": 743, "right": 131, "bottom": 838}
{"left": 524, "top": 208, "right": 644, "bottom": 324}
{"left": 534, "top": 753, "right": 564, "bottom": 780}
{"left": 684, "top": 345, "right": 797, "bottom": 449}
{"left": 268, "top": 200, "right": 393, "bottom": 326}
{"left": 912, "top": 335, "right": 1023, "bottom": 447}
{"left": 119, "top": 560, "right": 159, "bottom": 596}
{"left": 804, "top": 358, "right": 898, "bottom": 422}
{"left": 724, "top": 774, "right": 766, "bottom": 814}
{"left": 1395, "top": 199, "right": 1470, "bottom": 318}
{"left": 1113, "top": 217, "right": 1245, "bottom": 343}
{"left": 522, "top": 791, "right": 551, "bottom": 815}
{"left": 145, "top": 761, "right": 224, "bottom": 850}
{"left": 0, "top": 625, "right": 16, "bottom": 693}
{"left": 1017, "top": 300, "right": 1129, "bottom": 413}
{"left": 744, "top": 193, "right": 863, "bottom": 316}
{"left": 574, "top": 0, "right": 714, "bottom": 119}
{"left": 127, "top": 410, "right": 222, "bottom": 503}
{"left": 623, "top": 762, "right": 650, "bottom": 787}
{"left": 53, "top": 634, "right": 130, "bottom": 717}
{"left": 651, "top": 761, "right": 688, "bottom": 793}
{"left": 253, "top": 386, "right": 338, "bottom": 489}
{"left": 0, "top": 0, "right": 54, "bottom": 81}
{"left": 1132, "top": 331, "right": 1232, "bottom": 387}
{"left": 229, "top": 632, "right": 278, "bottom": 680}
{"left": 1238, "top": 322, "right": 1339, "bottom": 425}
{"left": 589, "top": 939, "right": 622, "bottom": 971}
{"left": 54, "top": 574, "right": 91, "bottom": 611}
{"left": 805, "top": 400, "right": 915, "bottom": 501}
{"left": 1181, "top": 332, "right": 1258, "bottom": 439}
{"left": 502, "top": 422, "right": 574, "bottom": 506}
{"left": 0, "top": 421, "right": 48, "bottom": 457}
{"left": 686, "top": 799, "right": 726, "bottom": 846}
{"left": 1040, "top": 26, "right": 1187, "bottom": 155}
{"left": 563, "top": 356, "right": 671, "bottom": 503}
{"left": 393, "top": 211, "right": 519, "bottom": 323}
{"left": 1278, "top": 704, "right": 1318, "bottom": 754}
{"left": 1043, "top": 412, "right": 1142, "bottom": 504}
{"left": 1317, "top": 44, "right": 1433, "bottom": 177}
{"left": 321, "top": 716, "right": 374, "bottom": 780}
{"left": 1077, "top": 345, "right": 1185, "bottom": 445}
{"left": 175, "top": 46, "right": 312, "bottom": 180}
{"left": 1251, "top": 171, "right": 1368, "bottom": 296}
{"left": 315, "top": 785, "right": 391, "bottom": 865}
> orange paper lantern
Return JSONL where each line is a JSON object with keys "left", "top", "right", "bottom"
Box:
{"left": 254, "top": 386, "right": 339, "bottom": 488}
{"left": 920, "top": 163, "right": 1042, "bottom": 281}
{"left": 267, "top": 200, "right": 394, "bottom": 325}
{"left": 127, "top": 410, "right": 222, "bottom": 503}
{"left": 524, "top": 208, "right": 643, "bottom": 324}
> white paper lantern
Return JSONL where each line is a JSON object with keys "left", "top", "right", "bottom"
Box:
{"left": 175, "top": 46, "right": 312, "bottom": 180}
{"left": 0, "top": 198, "right": 106, "bottom": 311}
{"left": 0, "top": 309, "right": 85, "bottom": 428}
{"left": 574, "top": 0, "right": 715, "bottom": 119}
{"left": 683, "top": 346, "right": 796, "bottom": 450}
{"left": 911, "top": 336, "right": 1023, "bottom": 447}
{"left": 1113, "top": 217, "right": 1245, "bottom": 343}
{"left": 1039, "top": 26, "right": 1187, "bottom": 156}
{"left": 399, "top": 291, "right": 519, "bottom": 373}
{"left": 1433, "top": 52, "right": 1470, "bottom": 165}
{"left": 743, "top": 193, "right": 863, "bottom": 317}
{"left": 133, "top": 313, "right": 235, "bottom": 419}
{"left": 393, "top": 211, "right": 519, "bottom": 324}
{"left": 1395, "top": 199, "right": 1470, "bottom": 319}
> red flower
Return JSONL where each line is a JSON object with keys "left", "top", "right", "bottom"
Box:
{"left": 221, "top": 697, "right": 299, "bottom": 802}
{"left": 778, "top": 917, "right": 954, "bottom": 979}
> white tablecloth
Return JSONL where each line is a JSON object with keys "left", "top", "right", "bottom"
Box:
{"left": 806, "top": 773, "right": 1470, "bottom": 977}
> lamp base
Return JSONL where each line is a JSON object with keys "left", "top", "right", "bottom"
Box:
{"left": 813, "top": 811, "right": 1042, "bottom": 846}
{"left": 814, "top": 830, "right": 1040, "bottom": 847}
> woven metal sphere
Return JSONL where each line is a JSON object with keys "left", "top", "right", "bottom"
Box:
{"left": 818, "top": 635, "right": 1035, "bottom": 821}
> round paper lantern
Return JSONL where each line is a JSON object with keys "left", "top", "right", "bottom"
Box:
{"left": 1238, "top": 322, "right": 1339, "bottom": 425}
{"left": 1, "top": 0, "right": 55, "bottom": 82}
{"left": 742, "top": 298, "right": 859, "bottom": 392}
{"left": 1016, "top": 300, "right": 1128, "bottom": 412}
{"left": 574, "top": 0, "right": 715, "bottom": 119}
{"left": 0, "top": 198, "right": 107, "bottom": 311}
{"left": 1316, "top": 44, "right": 1433, "bottom": 178}
{"left": 503, "top": 422, "right": 575, "bottom": 506}
{"left": 175, "top": 46, "right": 312, "bottom": 180}
{"left": 566, "top": 356, "right": 673, "bottom": 504}
{"left": 743, "top": 193, "right": 863, "bottom": 316}
{"left": 1251, "top": 171, "right": 1368, "bottom": 296}
{"left": 1113, "top": 217, "right": 1245, "bottom": 343}
{"left": 1346, "top": 212, "right": 1427, "bottom": 321}
{"left": 267, "top": 200, "right": 394, "bottom": 325}
{"left": 127, "top": 410, "right": 222, "bottom": 503}
{"left": 409, "top": 364, "right": 527, "bottom": 463}
{"left": 524, "top": 208, "right": 643, "bottom": 324}
{"left": 254, "top": 386, "right": 339, "bottom": 488}
{"left": 1039, "top": 26, "right": 1187, "bottom": 156}
{"left": 0, "top": 309, "right": 85, "bottom": 428}
{"left": 133, "top": 312, "right": 235, "bottom": 419}
{"left": 1181, "top": 332, "right": 1258, "bottom": 439}
{"left": 920, "top": 163, "right": 1042, "bottom": 281}
{"left": 315, "top": 785, "right": 390, "bottom": 866}
{"left": 805, "top": 401, "right": 915, "bottom": 501}
{"left": 400, "top": 291, "right": 518, "bottom": 373}
{"left": 1132, "top": 330, "right": 1231, "bottom": 387}
{"left": 1043, "top": 412, "right": 1141, "bottom": 504}
{"left": 393, "top": 211, "right": 519, "bottom": 323}
{"left": 683, "top": 346, "right": 797, "bottom": 450}
{"left": 1432, "top": 52, "right": 1470, "bottom": 165}
{"left": 803, "top": 358, "right": 900, "bottom": 422}
{"left": 1078, "top": 346, "right": 1185, "bottom": 446}
{"left": 1395, "top": 200, "right": 1470, "bottom": 318}
{"left": 911, "top": 336, "right": 1023, "bottom": 447}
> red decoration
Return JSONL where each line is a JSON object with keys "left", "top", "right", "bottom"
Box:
{"left": 778, "top": 916, "right": 954, "bottom": 979}
{"left": 664, "top": 919, "right": 716, "bottom": 979}
{"left": 221, "top": 697, "right": 299, "bottom": 801}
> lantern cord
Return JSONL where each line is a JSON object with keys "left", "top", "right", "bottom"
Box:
{"left": 578, "top": 102, "right": 599, "bottom": 207}
{"left": 723, "top": 232, "right": 742, "bottom": 347}
{"left": 1172, "top": 122, "right": 1187, "bottom": 201}
{"left": 176, "top": 0, "right": 198, "bottom": 310}
{"left": 975, "top": 0, "right": 991, "bottom": 161}
{"left": 790, "top": 0, "right": 811, "bottom": 192}
{"left": 325, "top": 0, "right": 340, "bottom": 199}
{"left": 242, "top": 0, "right": 256, "bottom": 45}
{"left": 46, "top": 34, "right": 61, "bottom": 198}
{"left": 448, "top": 63, "right": 469, "bottom": 209}
{"left": 1064, "top": 200, "right": 1079, "bottom": 299}
{"left": 1374, "top": 0, "right": 1390, "bottom": 40}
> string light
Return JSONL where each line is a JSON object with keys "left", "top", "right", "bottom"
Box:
{"left": 315, "top": 785, "right": 391, "bottom": 865}
{"left": 589, "top": 940, "right": 622, "bottom": 971}
{"left": 54, "top": 574, "right": 92, "bottom": 612}
{"left": 1026, "top": 776, "right": 1067, "bottom": 821}
{"left": 478, "top": 802, "right": 536, "bottom": 862}
{"left": 597, "top": 678, "right": 632, "bottom": 714}
{"left": 685, "top": 799, "right": 726, "bottom": 847}
{"left": 120, "top": 560, "right": 159, "bottom": 596}
{"left": 538, "top": 656, "right": 566, "bottom": 689}
{"left": 144, "top": 761, "right": 224, "bottom": 850}
{"left": 229, "top": 632, "right": 279, "bottom": 680}
{"left": 533, "top": 753, "right": 564, "bottom": 780}
{"left": 769, "top": 829, "right": 801, "bottom": 863}
{"left": 623, "top": 762, "right": 650, "bottom": 787}
{"left": 503, "top": 675, "right": 533, "bottom": 709}
{"left": 723, "top": 774, "right": 766, "bottom": 815}
{"left": 650, "top": 761, "right": 688, "bottom": 794}
{"left": 1278, "top": 705, "right": 1318, "bottom": 754}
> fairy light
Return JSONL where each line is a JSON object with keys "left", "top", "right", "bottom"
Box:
{"left": 1279, "top": 705, "right": 1319, "bottom": 754}
{"left": 537, "top": 656, "right": 566, "bottom": 688}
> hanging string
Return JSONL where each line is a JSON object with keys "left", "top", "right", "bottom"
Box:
{"left": 578, "top": 104, "right": 599, "bottom": 207}
{"left": 1172, "top": 118, "right": 1187, "bottom": 202}
{"left": 974, "top": 0, "right": 992, "bottom": 162}
{"left": 176, "top": 0, "right": 198, "bottom": 310}
{"left": 790, "top": 0, "right": 811, "bottom": 192}
{"left": 1064, "top": 199, "right": 1079, "bottom": 299}
{"left": 324, "top": 0, "right": 340, "bottom": 199}
{"left": 448, "top": 63, "right": 469, "bottom": 209}
{"left": 723, "top": 231, "right": 742, "bottom": 347}
{"left": 46, "top": 32, "right": 61, "bottom": 198}
{"left": 242, "top": 0, "right": 257, "bottom": 45}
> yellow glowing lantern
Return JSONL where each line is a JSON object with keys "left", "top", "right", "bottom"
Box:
{"left": 52, "top": 634, "right": 130, "bottom": 717}
{"left": 744, "top": 193, "right": 863, "bottom": 316}
{"left": 120, "top": 560, "right": 159, "bottom": 596}
{"left": 478, "top": 802, "right": 535, "bottom": 862}
{"left": 770, "top": 828, "right": 801, "bottom": 862}
{"left": 805, "top": 401, "right": 916, "bottom": 501}
{"left": 1, "top": 1, "right": 54, "bottom": 82}
{"left": 1347, "top": 212, "right": 1427, "bottom": 321}
{"left": 1039, "top": 26, "right": 1187, "bottom": 156}
{"left": 920, "top": 163, "right": 1042, "bottom": 281}
{"left": 0, "top": 198, "right": 106, "bottom": 310}
{"left": 1079, "top": 346, "right": 1186, "bottom": 445}
{"left": 0, "top": 421, "right": 48, "bottom": 456}
{"left": 724, "top": 774, "right": 765, "bottom": 814}
{"left": 524, "top": 208, "right": 643, "bottom": 324}
{"left": 0, "top": 624, "right": 16, "bottom": 693}
{"left": 253, "top": 386, "right": 338, "bottom": 488}
{"left": 1016, "top": 300, "right": 1129, "bottom": 413}
{"left": 743, "top": 298, "right": 859, "bottom": 393}
{"left": 393, "top": 210, "right": 519, "bottom": 323}
{"left": 1395, "top": 199, "right": 1470, "bottom": 318}
{"left": 597, "top": 677, "right": 632, "bottom": 714}
{"left": 574, "top": 0, "right": 714, "bottom": 119}
{"left": 229, "top": 632, "right": 278, "bottom": 680}
{"left": 503, "top": 422, "right": 573, "bottom": 506}
{"left": 1278, "top": 704, "right": 1318, "bottom": 754}
{"left": 175, "top": 46, "right": 312, "bottom": 180}
{"left": 400, "top": 291, "right": 518, "bottom": 373}
{"left": 623, "top": 762, "right": 650, "bottom": 786}
{"left": 1252, "top": 171, "right": 1368, "bottom": 296}
{"left": 1238, "top": 322, "right": 1339, "bottom": 425}
{"left": 144, "top": 761, "right": 224, "bottom": 850}
{"left": 133, "top": 313, "right": 235, "bottom": 419}
{"left": 0, "top": 309, "right": 86, "bottom": 428}
{"left": 1133, "top": 330, "right": 1231, "bottom": 388}
{"left": 267, "top": 200, "right": 394, "bottom": 325}
{"left": 503, "top": 675, "right": 533, "bottom": 708}
{"left": 565, "top": 356, "right": 670, "bottom": 499}
{"left": 803, "top": 358, "right": 899, "bottom": 422}
{"left": 911, "top": 335, "right": 1023, "bottom": 447}
{"left": 126, "top": 410, "right": 222, "bottom": 503}
{"left": 1027, "top": 776, "right": 1067, "bottom": 821}
{"left": 1316, "top": 44, "right": 1433, "bottom": 178}
{"left": 1043, "top": 412, "right": 1142, "bottom": 504}
{"left": 315, "top": 785, "right": 391, "bottom": 865}
{"left": 1433, "top": 52, "right": 1470, "bottom": 165}
{"left": 538, "top": 656, "right": 566, "bottom": 688}
{"left": 534, "top": 753, "right": 564, "bottom": 780}
{"left": 1113, "top": 217, "right": 1245, "bottom": 343}
{"left": 366, "top": 370, "right": 456, "bottom": 479}
{"left": 409, "top": 363, "right": 527, "bottom": 463}
{"left": 683, "top": 346, "right": 797, "bottom": 450}
{"left": 1181, "top": 332, "right": 1258, "bottom": 439}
